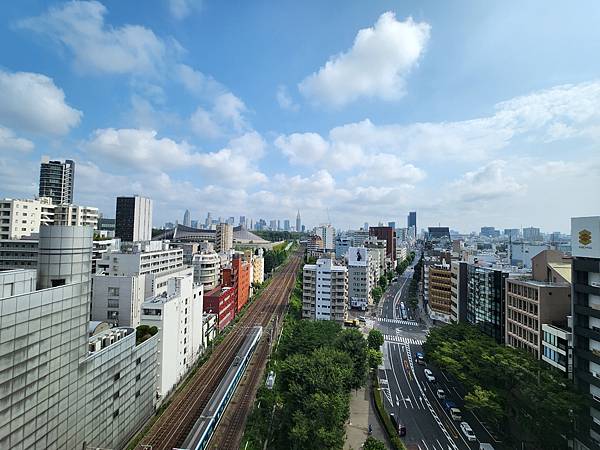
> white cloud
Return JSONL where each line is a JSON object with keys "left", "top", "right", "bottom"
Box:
{"left": 0, "top": 70, "right": 82, "bottom": 136}
{"left": 18, "top": 1, "right": 168, "bottom": 75}
{"left": 190, "top": 107, "right": 222, "bottom": 139}
{"left": 190, "top": 92, "right": 249, "bottom": 139}
{"left": 274, "top": 133, "right": 329, "bottom": 165}
{"left": 276, "top": 85, "right": 299, "bottom": 111}
{"left": 175, "top": 64, "right": 225, "bottom": 98}
{"left": 449, "top": 160, "right": 524, "bottom": 203}
{"left": 167, "top": 0, "right": 203, "bottom": 20}
{"left": 0, "top": 127, "right": 34, "bottom": 152}
{"left": 348, "top": 153, "right": 426, "bottom": 186}
{"left": 299, "top": 12, "right": 430, "bottom": 107}
{"left": 82, "top": 128, "right": 266, "bottom": 187}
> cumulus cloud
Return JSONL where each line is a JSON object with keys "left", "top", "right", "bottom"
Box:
{"left": 0, "top": 127, "right": 34, "bottom": 152}
{"left": 348, "top": 153, "right": 426, "bottom": 186}
{"left": 274, "top": 133, "right": 329, "bottom": 165}
{"left": 190, "top": 92, "right": 250, "bottom": 139}
{"left": 167, "top": 0, "right": 203, "bottom": 20}
{"left": 299, "top": 12, "right": 430, "bottom": 107}
{"left": 18, "top": 1, "right": 169, "bottom": 75}
{"left": 175, "top": 64, "right": 225, "bottom": 98}
{"left": 276, "top": 85, "right": 299, "bottom": 111}
{"left": 0, "top": 70, "right": 82, "bottom": 136}
{"left": 449, "top": 160, "right": 524, "bottom": 203}
{"left": 81, "top": 128, "right": 266, "bottom": 186}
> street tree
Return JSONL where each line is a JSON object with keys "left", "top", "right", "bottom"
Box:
{"left": 367, "top": 329, "right": 384, "bottom": 350}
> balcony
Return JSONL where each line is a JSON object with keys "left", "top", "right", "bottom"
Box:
{"left": 576, "top": 348, "right": 600, "bottom": 366}
{"left": 576, "top": 326, "right": 600, "bottom": 343}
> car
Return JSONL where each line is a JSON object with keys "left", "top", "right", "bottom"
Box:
{"left": 424, "top": 368, "right": 436, "bottom": 382}
{"left": 436, "top": 389, "right": 446, "bottom": 399}
{"left": 389, "top": 413, "right": 406, "bottom": 436}
{"left": 415, "top": 351, "right": 425, "bottom": 365}
{"left": 449, "top": 407, "right": 462, "bottom": 421}
{"left": 460, "top": 421, "right": 476, "bottom": 442}
{"left": 358, "top": 316, "right": 367, "bottom": 323}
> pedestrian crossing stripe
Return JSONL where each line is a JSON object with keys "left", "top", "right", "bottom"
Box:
{"left": 384, "top": 335, "right": 425, "bottom": 345}
{"left": 378, "top": 317, "right": 419, "bottom": 326}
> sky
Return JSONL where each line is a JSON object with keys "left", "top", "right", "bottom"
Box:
{"left": 0, "top": 0, "right": 599, "bottom": 233}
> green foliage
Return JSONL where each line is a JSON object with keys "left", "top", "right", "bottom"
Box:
{"left": 288, "top": 272, "right": 303, "bottom": 320}
{"left": 367, "top": 329, "right": 384, "bottom": 350}
{"left": 378, "top": 275, "right": 388, "bottom": 290}
{"left": 255, "top": 230, "right": 303, "bottom": 242}
{"left": 423, "top": 323, "right": 586, "bottom": 448}
{"left": 264, "top": 243, "right": 293, "bottom": 273}
{"left": 372, "top": 376, "right": 406, "bottom": 450}
{"left": 368, "top": 348, "right": 383, "bottom": 369}
{"left": 363, "top": 436, "right": 386, "bottom": 450}
{"left": 372, "top": 286, "right": 383, "bottom": 304}
{"left": 135, "top": 325, "right": 158, "bottom": 344}
{"left": 335, "top": 328, "right": 368, "bottom": 389}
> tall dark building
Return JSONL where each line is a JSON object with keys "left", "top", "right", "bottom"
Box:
{"left": 369, "top": 226, "right": 396, "bottom": 261}
{"left": 115, "top": 196, "right": 153, "bottom": 242}
{"left": 407, "top": 211, "right": 416, "bottom": 238}
{"left": 39, "top": 158, "right": 75, "bottom": 205}
{"left": 571, "top": 216, "right": 600, "bottom": 450}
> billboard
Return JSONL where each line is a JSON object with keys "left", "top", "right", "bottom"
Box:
{"left": 348, "top": 247, "right": 367, "bottom": 266}
{"left": 571, "top": 216, "right": 600, "bottom": 258}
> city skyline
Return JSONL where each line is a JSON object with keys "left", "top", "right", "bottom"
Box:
{"left": 1, "top": 1, "right": 598, "bottom": 233}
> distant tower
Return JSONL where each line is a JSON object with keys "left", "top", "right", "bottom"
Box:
{"left": 296, "top": 210, "right": 301, "bottom": 233}
{"left": 39, "top": 157, "right": 75, "bottom": 205}
{"left": 183, "top": 209, "right": 191, "bottom": 227}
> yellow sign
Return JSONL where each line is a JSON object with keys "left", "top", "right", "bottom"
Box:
{"left": 579, "top": 229, "right": 592, "bottom": 246}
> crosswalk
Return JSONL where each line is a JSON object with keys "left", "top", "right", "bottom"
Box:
{"left": 378, "top": 317, "right": 419, "bottom": 326}
{"left": 385, "top": 335, "right": 425, "bottom": 345}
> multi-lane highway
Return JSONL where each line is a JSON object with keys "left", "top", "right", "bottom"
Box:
{"left": 373, "top": 255, "right": 499, "bottom": 450}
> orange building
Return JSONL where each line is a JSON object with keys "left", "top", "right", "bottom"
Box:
{"left": 223, "top": 254, "right": 251, "bottom": 312}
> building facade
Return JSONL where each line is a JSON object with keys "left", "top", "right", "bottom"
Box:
{"left": 450, "top": 260, "right": 468, "bottom": 323}
{"left": 115, "top": 195, "right": 153, "bottom": 242}
{"left": 347, "top": 247, "right": 371, "bottom": 309}
{"left": 302, "top": 258, "right": 348, "bottom": 322}
{"left": 38, "top": 158, "right": 75, "bottom": 205}
{"left": 0, "top": 238, "right": 38, "bottom": 270}
{"left": 215, "top": 222, "right": 233, "bottom": 253}
{"left": 369, "top": 226, "right": 396, "bottom": 261}
{"left": 0, "top": 197, "right": 54, "bottom": 239}
{"left": 203, "top": 285, "right": 236, "bottom": 330}
{"left": 428, "top": 263, "right": 452, "bottom": 323}
{"left": 192, "top": 248, "right": 221, "bottom": 290}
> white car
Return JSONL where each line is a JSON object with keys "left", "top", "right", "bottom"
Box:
{"left": 460, "top": 421, "right": 476, "bottom": 442}
{"left": 424, "top": 368, "right": 436, "bottom": 382}
{"left": 436, "top": 389, "right": 446, "bottom": 399}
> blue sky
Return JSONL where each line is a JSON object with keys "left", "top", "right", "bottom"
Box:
{"left": 0, "top": 0, "right": 599, "bottom": 233}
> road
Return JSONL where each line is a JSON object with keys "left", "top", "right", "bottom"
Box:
{"left": 374, "top": 254, "right": 499, "bottom": 450}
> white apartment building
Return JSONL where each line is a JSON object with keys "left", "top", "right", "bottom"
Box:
{"left": 0, "top": 226, "right": 157, "bottom": 450}
{"left": 347, "top": 247, "right": 371, "bottom": 309}
{"left": 53, "top": 203, "right": 99, "bottom": 228}
{"left": 315, "top": 224, "right": 336, "bottom": 251}
{"left": 252, "top": 248, "right": 265, "bottom": 284}
{"left": 302, "top": 258, "right": 348, "bottom": 322}
{"left": 192, "top": 249, "right": 221, "bottom": 290}
{"left": 98, "top": 240, "right": 184, "bottom": 276}
{"left": 141, "top": 273, "right": 204, "bottom": 398}
{"left": 0, "top": 238, "right": 39, "bottom": 270}
{"left": 0, "top": 197, "right": 54, "bottom": 239}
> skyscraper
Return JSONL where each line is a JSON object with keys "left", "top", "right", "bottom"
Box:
{"left": 215, "top": 223, "right": 233, "bottom": 253}
{"left": 183, "top": 209, "right": 191, "bottom": 227}
{"left": 284, "top": 219, "right": 290, "bottom": 231}
{"left": 296, "top": 210, "right": 301, "bottom": 233}
{"left": 240, "top": 215, "right": 246, "bottom": 227}
{"left": 407, "top": 211, "right": 416, "bottom": 238}
{"left": 388, "top": 221, "right": 396, "bottom": 229}
{"left": 115, "top": 195, "right": 153, "bottom": 242}
{"left": 39, "top": 157, "right": 75, "bottom": 205}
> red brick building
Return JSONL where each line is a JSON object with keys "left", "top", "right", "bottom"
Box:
{"left": 203, "top": 285, "right": 235, "bottom": 330}
{"left": 223, "top": 254, "right": 251, "bottom": 312}
{"left": 369, "top": 226, "right": 396, "bottom": 261}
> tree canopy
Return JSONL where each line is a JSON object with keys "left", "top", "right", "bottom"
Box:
{"left": 363, "top": 436, "right": 386, "bottom": 450}
{"left": 368, "top": 329, "right": 384, "bottom": 350}
{"left": 423, "top": 323, "right": 586, "bottom": 448}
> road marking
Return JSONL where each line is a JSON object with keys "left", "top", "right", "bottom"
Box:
{"left": 394, "top": 343, "right": 420, "bottom": 410}
{"left": 421, "top": 440, "right": 430, "bottom": 450}
{"left": 378, "top": 317, "right": 419, "bottom": 326}
{"left": 388, "top": 348, "right": 409, "bottom": 409}
{"left": 384, "top": 335, "right": 425, "bottom": 345}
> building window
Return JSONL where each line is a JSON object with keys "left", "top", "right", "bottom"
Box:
{"left": 135, "top": 390, "right": 141, "bottom": 398}
{"left": 113, "top": 391, "right": 120, "bottom": 400}
{"left": 136, "top": 374, "right": 141, "bottom": 381}
{"left": 108, "top": 287, "right": 120, "bottom": 296}
{"left": 114, "top": 372, "right": 120, "bottom": 381}
{"left": 113, "top": 409, "right": 119, "bottom": 418}
{"left": 136, "top": 357, "right": 141, "bottom": 366}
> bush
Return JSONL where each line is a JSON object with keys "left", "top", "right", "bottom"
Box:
{"left": 371, "top": 376, "right": 406, "bottom": 450}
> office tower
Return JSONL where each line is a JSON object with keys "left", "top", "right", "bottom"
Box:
{"left": 363, "top": 222, "right": 369, "bottom": 231}
{"left": 450, "top": 261, "right": 468, "bottom": 323}
{"left": 227, "top": 216, "right": 235, "bottom": 225}
{"left": 284, "top": 219, "right": 290, "bottom": 231}
{"left": 428, "top": 261, "right": 452, "bottom": 322}
{"left": 269, "top": 219, "right": 277, "bottom": 230}
{"left": 523, "top": 226, "right": 542, "bottom": 242}
{"left": 407, "top": 211, "right": 417, "bottom": 237}
{"left": 296, "top": 210, "right": 301, "bottom": 233}
{"left": 0, "top": 226, "right": 157, "bottom": 449}
{"left": 347, "top": 247, "right": 372, "bottom": 309}
{"left": 215, "top": 223, "right": 233, "bottom": 253}
{"left": 115, "top": 195, "right": 153, "bottom": 242}
{"left": 369, "top": 226, "right": 396, "bottom": 261}
{"left": 480, "top": 226, "right": 497, "bottom": 238}
{"left": 388, "top": 221, "right": 396, "bottom": 229}
{"left": 277, "top": 219, "right": 281, "bottom": 231}
{"left": 504, "top": 228, "right": 520, "bottom": 239}
{"left": 183, "top": 209, "right": 191, "bottom": 227}
{"left": 315, "top": 224, "right": 336, "bottom": 251}
{"left": 240, "top": 215, "right": 246, "bottom": 227}
{"left": 302, "top": 258, "right": 348, "bottom": 322}
{"left": 335, "top": 235, "right": 352, "bottom": 259}
{"left": 571, "top": 216, "right": 600, "bottom": 450}
{"left": 38, "top": 157, "right": 75, "bottom": 205}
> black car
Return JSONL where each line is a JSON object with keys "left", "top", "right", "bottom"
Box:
{"left": 389, "top": 413, "right": 407, "bottom": 437}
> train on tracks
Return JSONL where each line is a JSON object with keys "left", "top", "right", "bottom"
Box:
{"left": 179, "top": 326, "right": 263, "bottom": 450}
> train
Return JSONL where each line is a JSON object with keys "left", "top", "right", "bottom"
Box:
{"left": 179, "top": 326, "right": 263, "bottom": 450}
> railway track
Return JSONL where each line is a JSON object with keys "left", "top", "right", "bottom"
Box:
{"left": 136, "top": 250, "right": 303, "bottom": 450}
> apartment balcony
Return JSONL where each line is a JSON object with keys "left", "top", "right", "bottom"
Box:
{"left": 576, "top": 347, "right": 600, "bottom": 366}
{"left": 575, "top": 326, "right": 600, "bottom": 343}
{"left": 574, "top": 304, "right": 600, "bottom": 321}
{"left": 577, "top": 369, "right": 600, "bottom": 390}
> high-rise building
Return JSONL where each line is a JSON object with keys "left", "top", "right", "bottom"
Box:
{"left": 0, "top": 226, "right": 158, "bottom": 450}
{"left": 407, "top": 212, "right": 416, "bottom": 238}
{"left": 315, "top": 224, "right": 336, "bottom": 251}
{"left": 369, "top": 226, "right": 396, "bottom": 261}
{"left": 571, "top": 216, "right": 600, "bottom": 450}
{"left": 296, "top": 210, "right": 301, "bottom": 233}
{"left": 480, "top": 226, "right": 498, "bottom": 238}
{"left": 428, "top": 262, "right": 452, "bottom": 322}
{"left": 115, "top": 195, "right": 153, "bottom": 242}
{"left": 523, "top": 226, "right": 542, "bottom": 242}
{"left": 240, "top": 215, "right": 246, "bottom": 227}
{"left": 183, "top": 209, "right": 191, "bottom": 227}
{"left": 215, "top": 223, "right": 233, "bottom": 253}
{"left": 192, "top": 245, "right": 221, "bottom": 290}
{"left": 227, "top": 216, "right": 235, "bottom": 225}
{"left": 450, "top": 261, "right": 468, "bottom": 323}
{"left": 504, "top": 228, "right": 520, "bottom": 239}
{"left": 388, "top": 221, "right": 396, "bottom": 229}
{"left": 302, "top": 258, "right": 348, "bottom": 322}
{"left": 284, "top": 219, "right": 290, "bottom": 231}
{"left": 205, "top": 212, "right": 212, "bottom": 229}
{"left": 38, "top": 157, "right": 75, "bottom": 205}
{"left": 347, "top": 247, "right": 372, "bottom": 309}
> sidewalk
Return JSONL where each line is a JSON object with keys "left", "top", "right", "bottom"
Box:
{"left": 344, "top": 382, "right": 391, "bottom": 450}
